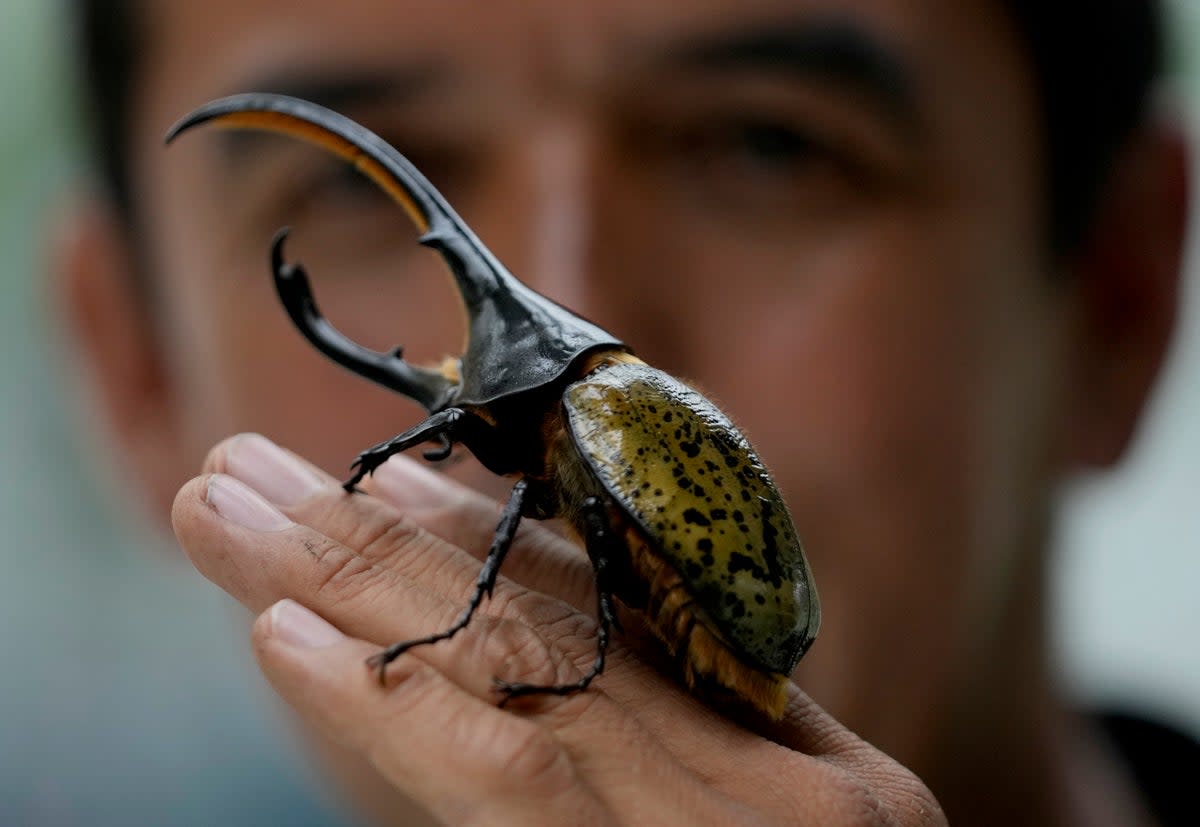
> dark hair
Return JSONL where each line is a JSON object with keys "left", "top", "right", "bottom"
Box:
{"left": 1005, "top": 1, "right": 1164, "bottom": 250}
{"left": 75, "top": 0, "right": 141, "bottom": 217}
{"left": 72, "top": 0, "right": 1163, "bottom": 253}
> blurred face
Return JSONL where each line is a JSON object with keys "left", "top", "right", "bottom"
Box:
{"left": 107, "top": 0, "right": 1073, "bottom": 760}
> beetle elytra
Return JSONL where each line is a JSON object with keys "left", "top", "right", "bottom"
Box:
{"left": 167, "top": 94, "right": 819, "bottom": 718}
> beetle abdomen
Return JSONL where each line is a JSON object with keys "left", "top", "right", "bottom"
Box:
{"left": 610, "top": 514, "right": 792, "bottom": 717}
{"left": 563, "top": 362, "right": 819, "bottom": 700}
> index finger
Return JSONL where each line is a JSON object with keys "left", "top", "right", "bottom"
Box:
{"left": 206, "top": 433, "right": 596, "bottom": 611}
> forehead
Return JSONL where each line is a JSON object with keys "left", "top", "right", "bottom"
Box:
{"left": 132, "top": 0, "right": 1040, "bottom": 259}
{"left": 138, "top": 0, "right": 1027, "bottom": 109}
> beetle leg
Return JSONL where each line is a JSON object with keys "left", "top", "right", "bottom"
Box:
{"left": 495, "top": 496, "right": 618, "bottom": 706}
{"left": 344, "top": 408, "right": 464, "bottom": 491}
{"left": 365, "top": 479, "right": 529, "bottom": 684}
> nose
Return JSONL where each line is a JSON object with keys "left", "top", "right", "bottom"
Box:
{"left": 522, "top": 122, "right": 595, "bottom": 314}
{"left": 471, "top": 120, "right": 689, "bottom": 370}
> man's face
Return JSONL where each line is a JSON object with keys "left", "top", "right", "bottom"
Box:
{"left": 114, "top": 0, "right": 1067, "bottom": 756}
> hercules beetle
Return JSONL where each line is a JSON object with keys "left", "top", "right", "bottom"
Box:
{"left": 167, "top": 93, "right": 819, "bottom": 718}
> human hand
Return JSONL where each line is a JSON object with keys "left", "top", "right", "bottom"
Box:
{"left": 172, "top": 433, "right": 944, "bottom": 826}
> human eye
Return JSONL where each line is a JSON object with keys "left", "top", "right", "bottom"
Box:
{"left": 654, "top": 109, "right": 858, "bottom": 223}
{"left": 618, "top": 75, "right": 914, "bottom": 233}
{"left": 678, "top": 115, "right": 827, "bottom": 185}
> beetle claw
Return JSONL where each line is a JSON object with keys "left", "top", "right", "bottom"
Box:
{"left": 422, "top": 433, "right": 454, "bottom": 462}
{"left": 365, "top": 650, "right": 392, "bottom": 686}
{"left": 342, "top": 456, "right": 377, "bottom": 491}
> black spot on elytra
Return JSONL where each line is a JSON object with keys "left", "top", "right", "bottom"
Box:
{"left": 680, "top": 440, "right": 701, "bottom": 458}
{"left": 678, "top": 476, "right": 693, "bottom": 490}
{"left": 758, "top": 498, "right": 786, "bottom": 585}
{"left": 754, "top": 594, "right": 766, "bottom": 605}
{"left": 732, "top": 510, "right": 744, "bottom": 523}
{"left": 697, "top": 538, "right": 713, "bottom": 553}
{"left": 692, "top": 484, "right": 707, "bottom": 498}
{"left": 682, "top": 508, "right": 711, "bottom": 527}
{"left": 728, "top": 551, "right": 766, "bottom": 581}
{"left": 705, "top": 459, "right": 720, "bottom": 472}
{"left": 710, "top": 508, "right": 728, "bottom": 521}
{"left": 663, "top": 411, "right": 674, "bottom": 423}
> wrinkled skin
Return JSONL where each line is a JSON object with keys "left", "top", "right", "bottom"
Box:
{"left": 55, "top": 0, "right": 1186, "bottom": 824}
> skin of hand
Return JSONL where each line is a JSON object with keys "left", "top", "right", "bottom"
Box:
{"left": 172, "top": 433, "right": 944, "bottom": 827}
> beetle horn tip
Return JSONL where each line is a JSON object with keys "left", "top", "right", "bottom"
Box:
{"left": 164, "top": 107, "right": 214, "bottom": 145}
{"left": 270, "top": 227, "right": 294, "bottom": 270}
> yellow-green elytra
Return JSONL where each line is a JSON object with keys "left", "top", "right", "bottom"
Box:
{"left": 564, "top": 363, "right": 819, "bottom": 678}
{"left": 167, "top": 93, "right": 820, "bottom": 718}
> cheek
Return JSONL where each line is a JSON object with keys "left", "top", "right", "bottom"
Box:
{"left": 668, "top": 224, "right": 1002, "bottom": 692}
{"left": 683, "top": 223, "right": 983, "bottom": 524}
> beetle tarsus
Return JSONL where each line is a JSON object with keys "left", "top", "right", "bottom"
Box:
{"left": 494, "top": 497, "right": 618, "bottom": 706}
{"left": 367, "top": 479, "right": 528, "bottom": 678}
{"left": 422, "top": 432, "right": 454, "bottom": 462}
{"left": 343, "top": 408, "right": 464, "bottom": 491}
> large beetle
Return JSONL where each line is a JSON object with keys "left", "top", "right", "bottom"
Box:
{"left": 167, "top": 94, "right": 819, "bottom": 718}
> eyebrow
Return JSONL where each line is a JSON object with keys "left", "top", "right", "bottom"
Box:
{"left": 652, "top": 19, "right": 920, "bottom": 138}
{"left": 212, "top": 66, "right": 446, "bottom": 165}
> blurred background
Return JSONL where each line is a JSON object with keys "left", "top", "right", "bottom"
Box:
{"left": 1, "top": 1, "right": 1197, "bottom": 825}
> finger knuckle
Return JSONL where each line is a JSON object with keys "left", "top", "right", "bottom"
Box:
{"left": 476, "top": 614, "right": 563, "bottom": 685}
{"left": 356, "top": 513, "right": 442, "bottom": 572}
{"left": 486, "top": 719, "right": 575, "bottom": 793}
{"left": 303, "top": 534, "right": 393, "bottom": 606}
{"left": 813, "top": 767, "right": 942, "bottom": 827}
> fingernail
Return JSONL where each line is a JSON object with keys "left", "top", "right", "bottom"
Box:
{"left": 206, "top": 473, "right": 294, "bottom": 531}
{"left": 226, "top": 433, "right": 326, "bottom": 507}
{"left": 269, "top": 599, "right": 344, "bottom": 648}
{"left": 372, "top": 455, "right": 457, "bottom": 509}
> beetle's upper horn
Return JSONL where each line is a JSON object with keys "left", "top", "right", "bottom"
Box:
{"left": 166, "top": 93, "right": 624, "bottom": 409}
